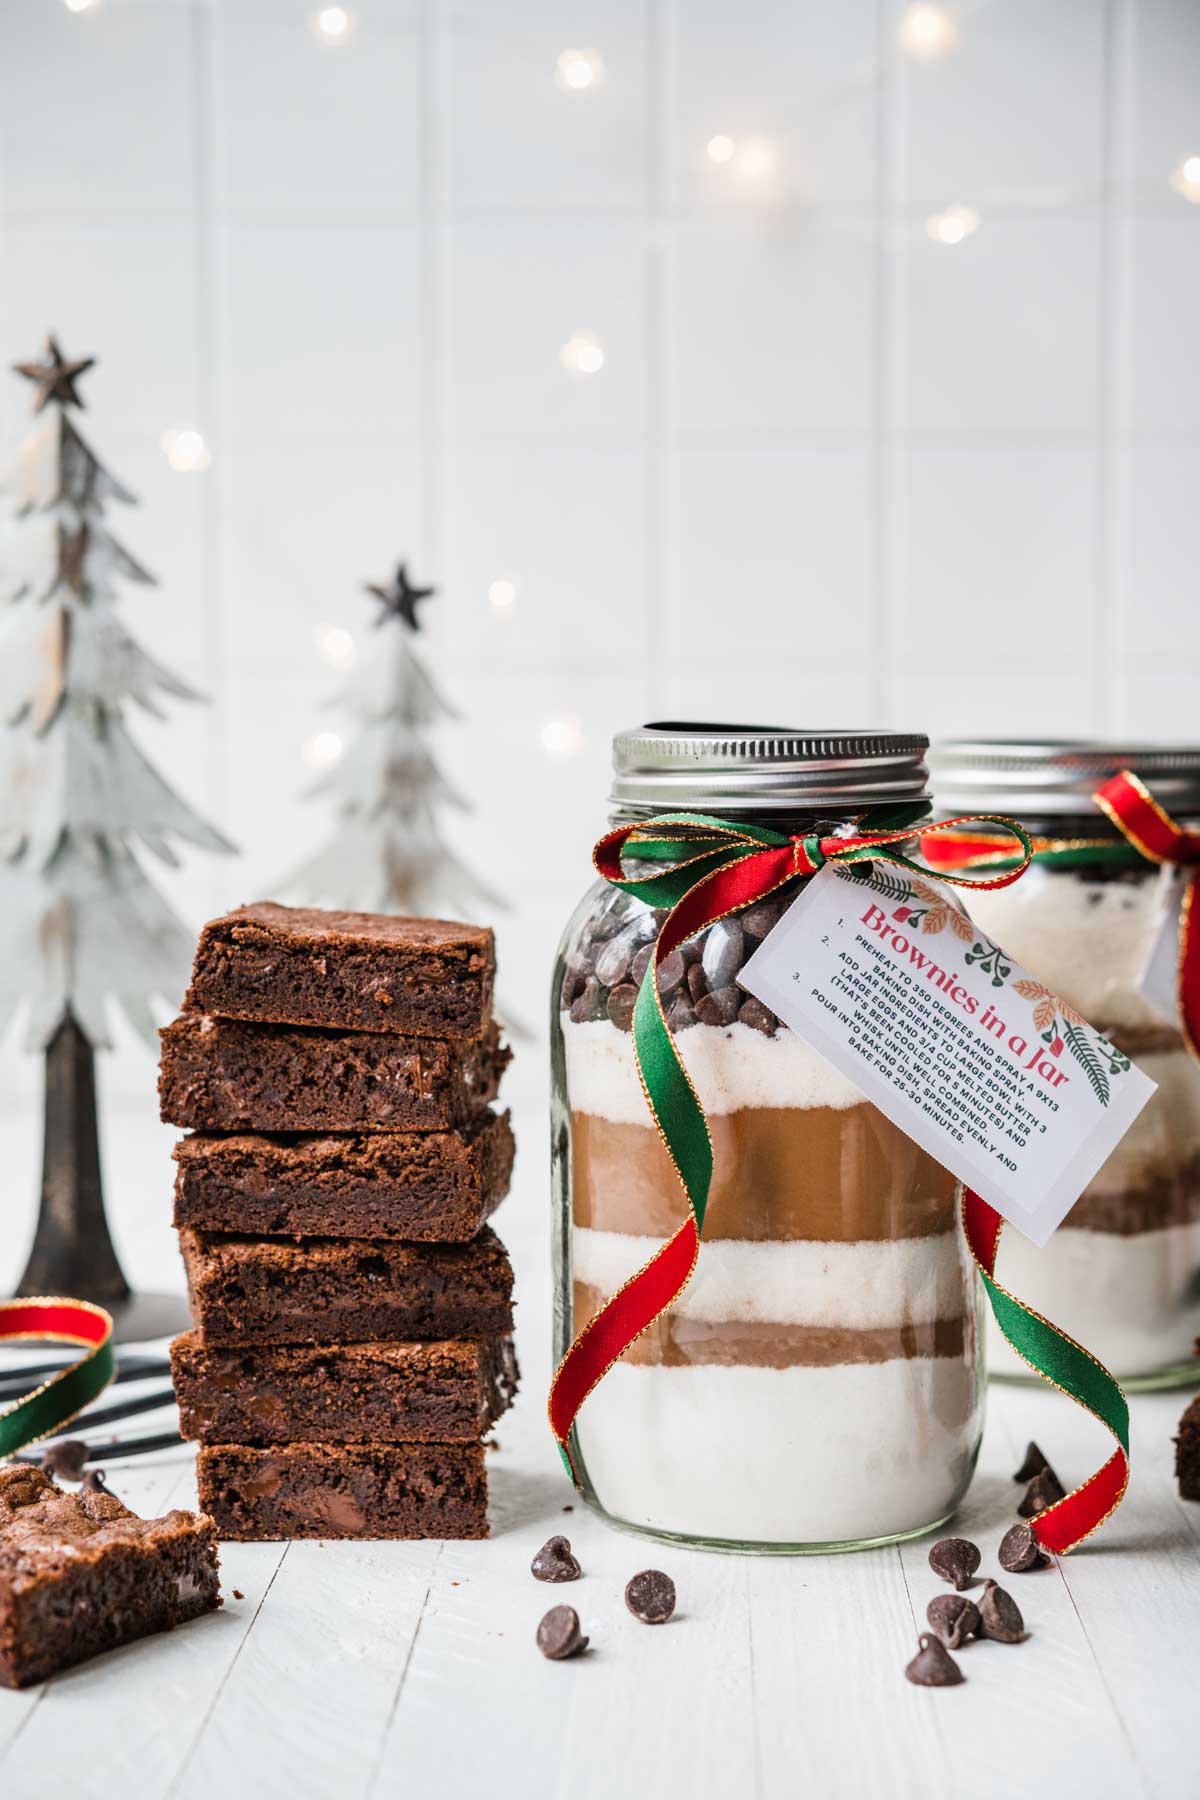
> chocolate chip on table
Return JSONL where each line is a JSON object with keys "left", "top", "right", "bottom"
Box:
{"left": 537, "top": 1604, "right": 588, "bottom": 1660}
{"left": 595, "top": 935, "right": 632, "bottom": 989}
{"left": 686, "top": 962, "right": 708, "bottom": 1003}
{"left": 925, "top": 1594, "right": 981, "bottom": 1650}
{"left": 569, "top": 978, "right": 607, "bottom": 1025}
{"left": 701, "top": 919, "right": 745, "bottom": 991}
{"left": 607, "top": 984, "right": 639, "bottom": 1032}
{"left": 1013, "top": 1441, "right": 1049, "bottom": 1483}
{"left": 928, "top": 1537, "right": 980, "bottom": 1591}
{"left": 695, "top": 984, "right": 742, "bottom": 1029}
{"left": 625, "top": 1569, "right": 676, "bottom": 1624}
{"left": 630, "top": 944, "right": 653, "bottom": 989}
{"left": 738, "top": 997, "right": 778, "bottom": 1036}
{"left": 998, "top": 1521, "right": 1048, "bottom": 1574}
{"left": 905, "top": 1632, "right": 965, "bottom": 1687}
{"left": 1017, "top": 1466, "right": 1066, "bottom": 1518}
{"left": 977, "top": 1578, "right": 1026, "bottom": 1644}
{"left": 656, "top": 949, "right": 685, "bottom": 999}
{"left": 41, "top": 1439, "right": 89, "bottom": 1482}
{"left": 531, "top": 1536, "right": 582, "bottom": 1583}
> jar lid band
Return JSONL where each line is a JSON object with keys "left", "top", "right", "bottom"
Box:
{"left": 929, "top": 739, "right": 1200, "bottom": 819}
{"left": 610, "top": 722, "right": 930, "bottom": 813}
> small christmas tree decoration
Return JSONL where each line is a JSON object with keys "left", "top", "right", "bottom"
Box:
{"left": 280, "top": 561, "right": 504, "bottom": 922}
{"left": 0, "top": 337, "right": 235, "bottom": 1339}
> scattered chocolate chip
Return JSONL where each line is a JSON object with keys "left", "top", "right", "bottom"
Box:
{"left": 607, "top": 984, "right": 638, "bottom": 1032}
{"left": 531, "top": 1536, "right": 582, "bottom": 1584}
{"left": 630, "top": 944, "right": 653, "bottom": 988}
{"left": 81, "top": 1469, "right": 110, "bottom": 1495}
{"left": 595, "top": 936, "right": 632, "bottom": 988}
{"left": 562, "top": 1504, "right": 574, "bottom": 1512}
{"left": 737, "top": 997, "right": 778, "bottom": 1036}
{"left": 928, "top": 1537, "right": 980, "bottom": 1591}
{"left": 666, "top": 998, "right": 697, "bottom": 1033}
{"left": 905, "top": 1632, "right": 964, "bottom": 1687}
{"left": 998, "top": 1521, "right": 1047, "bottom": 1573}
{"left": 656, "top": 949, "right": 685, "bottom": 998}
{"left": 686, "top": 962, "right": 708, "bottom": 1003}
{"left": 741, "top": 899, "right": 783, "bottom": 941}
{"left": 537, "top": 1604, "right": 588, "bottom": 1660}
{"left": 977, "top": 1578, "right": 1025, "bottom": 1644}
{"left": 695, "top": 984, "right": 742, "bottom": 1028}
{"left": 701, "top": 919, "right": 744, "bottom": 990}
{"left": 1013, "top": 1441, "right": 1049, "bottom": 1483}
{"left": 925, "top": 1594, "right": 980, "bottom": 1650}
{"left": 232, "top": 1588, "right": 245, "bottom": 1601}
{"left": 625, "top": 1569, "right": 676, "bottom": 1624}
{"left": 41, "top": 1439, "right": 89, "bottom": 1482}
{"left": 569, "top": 978, "right": 607, "bottom": 1025}
{"left": 1018, "top": 1466, "right": 1066, "bottom": 1518}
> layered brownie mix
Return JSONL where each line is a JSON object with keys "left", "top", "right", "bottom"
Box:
{"left": 196, "top": 1442, "right": 488, "bottom": 1540}
{"left": 185, "top": 902, "right": 495, "bottom": 1040}
{"left": 159, "top": 1013, "right": 510, "bottom": 1133}
{"left": 1178, "top": 1395, "right": 1200, "bottom": 1503}
{"left": 179, "top": 1225, "right": 514, "bottom": 1345}
{"left": 0, "top": 1465, "right": 220, "bottom": 1689}
{"left": 172, "top": 1110, "right": 515, "bottom": 1242}
{"left": 171, "top": 1330, "right": 519, "bottom": 1444}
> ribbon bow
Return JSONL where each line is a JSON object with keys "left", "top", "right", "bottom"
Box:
{"left": 1094, "top": 769, "right": 1200, "bottom": 1061}
{"left": 550, "top": 807, "right": 1130, "bottom": 1554}
{"left": 0, "top": 1298, "right": 114, "bottom": 1461}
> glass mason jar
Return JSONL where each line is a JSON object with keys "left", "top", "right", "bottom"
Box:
{"left": 551, "top": 724, "right": 984, "bottom": 1552}
{"left": 930, "top": 738, "right": 1200, "bottom": 1389}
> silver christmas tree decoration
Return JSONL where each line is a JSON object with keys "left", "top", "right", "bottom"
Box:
{"left": 280, "top": 563, "right": 504, "bottom": 920}
{"left": 0, "top": 337, "right": 234, "bottom": 1336}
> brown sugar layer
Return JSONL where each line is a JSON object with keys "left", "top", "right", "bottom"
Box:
{"left": 196, "top": 1442, "right": 488, "bottom": 1540}
{"left": 185, "top": 902, "right": 495, "bottom": 1040}
{"left": 570, "top": 1107, "right": 957, "bottom": 1242}
{"left": 180, "top": 1225, "right": 514, "bottom": 1346}
{"left": 171, "top": 1329, "right": 519, "bottom": 1445}
{"left": 574, "top": 1281, "right": 968, "bottom": 1368}
{"left": 1065, "top": 1155, "right": 1200, "bottom": 1234}
{"left": 172, "top": 1111, "right": 515, "bottom": 1242}
{"left": 1177, "top": 1395, "right": 1200, "bottom": 1503}
{"left": 0, "top": 1464, "right": 220, "bottom": 1689}
{"left": 159, "top": 1013, "right": 510, "bottom": 1133}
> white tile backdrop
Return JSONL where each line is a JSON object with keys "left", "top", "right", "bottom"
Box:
{"left": 0, "top": 0, "right": 1198, "bottom": 1280}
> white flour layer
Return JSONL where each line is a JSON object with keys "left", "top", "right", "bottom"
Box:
{"left": 563, "top": 1017, "right": 866, "bottom": 1125}
{"left": 988, "top": 1219, "right": 1200, "bottom": 1379}
{"left": 572, "top": 1227, "right": 968, "bottom": 1329}
{"left": 576, "top": 1359, "right": 981, "bottom": 1543}
{"left": 963, "top": 864, "right": 1164, "bottom": 1032}
{"left": 1083, "top": 1047, "right": 1200, "bottom": 1195}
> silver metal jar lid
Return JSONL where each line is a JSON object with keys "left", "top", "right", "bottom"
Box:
{"left": 929, "top": 739, "right": 1200, "bottom": 817}
{"left": 610, "top": 722, "right": 930, "bottom": 813}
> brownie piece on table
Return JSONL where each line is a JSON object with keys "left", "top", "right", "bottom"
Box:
{"left": 196, "top": 1442, "right": 488, "bottom": 1540}
{"left": 171, "top": 1330, "right": 519, "bottom": 1444}
{"left": 159, "top": 1014, "right": 510, "bottom": 1133}
{"left": 179, "top": 1225, "right": 514, "bottom": 1346}
{"left": 172, "top": 1110, "right": 515, "bottom": 1242}
{"left": 185, "top": 902, "right": 495, "bottom": 1040}
{"left": 1178, "top": 1395, "right": 1200, "bottom": 1502}
{"left": 0, "top": 1465, "right": 220, "bottom": 1689}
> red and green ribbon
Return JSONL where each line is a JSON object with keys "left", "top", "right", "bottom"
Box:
{"left": 550, "top": 809, "right": 1131, "bottom": 1553}
{"left": 0, "top": 1298, "right": 114, "bottom": 1461}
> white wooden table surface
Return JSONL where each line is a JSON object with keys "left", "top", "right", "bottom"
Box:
{"left": 0, "top": 1095, "right": 1197, "bottom": 1800}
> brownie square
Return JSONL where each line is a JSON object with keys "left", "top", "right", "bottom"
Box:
{"left": 171, "top": 1110, "right": 515, "bottom": 1242}
{"left": 0, "top": 1464, "right": 220, "bottom": 1689}
{"left": 1177, "top": 1394, "right": 1200, "bottom": 1503}
{"left": 196, "top": 1442, "right": 488, "bottom": 1540}
{"left": 179, "top": 1224, "right": 514, "bottom": 1346}
{"left": 159, "top": 1013, "right": 510, "bottom": 1133}
{"left": 171, "top": 1330, "right": 518, "bottom": 1445}
{"left": 185, "top": 902, "right": 495, "bottom": 1040}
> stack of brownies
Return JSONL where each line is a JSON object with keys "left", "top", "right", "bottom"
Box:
{"left": 159, "top": 902, "right": 517, "bottom": 1541}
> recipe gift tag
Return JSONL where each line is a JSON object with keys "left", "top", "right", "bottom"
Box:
{"left": 1137, "top": 865, "right": 1189, "bottom": 1030}
{"left": 739, "top": 863, "right": 1157, "bottom": 1247}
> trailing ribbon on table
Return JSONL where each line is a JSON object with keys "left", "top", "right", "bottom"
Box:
{"left": 1094, "top": 769, "right": 1200, "bottom": 1063}
{"left": 0, "top": 1297, "right": 114, "bottom": 1461}
{"left": 549, "top": 808, "right": 1131, "bottom": 1553}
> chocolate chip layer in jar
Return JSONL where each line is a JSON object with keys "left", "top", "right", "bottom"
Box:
{"left": 930, "top": 739, "right": 1200, "bottom": 1387}
{"left": 551, "top": 725, "right": 984, "bottom": 1551}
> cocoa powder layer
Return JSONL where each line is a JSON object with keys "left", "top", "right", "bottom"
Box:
{"left": 1066, "top": 1153, "right": 1200, "bottom": 1234}
{"left": 573, "top": 1281, "right": 968, "bottom": 1367}
{"left": 570, "top": 1106, "right": 957, "bottom": 1241}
